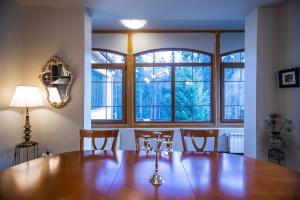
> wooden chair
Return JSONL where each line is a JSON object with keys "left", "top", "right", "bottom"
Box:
{"left": 134, "top": 130, "right": 174, "bottom": 151}
{"left": 180, "top": 129, "right": 219, "bottom": 152}
{"left": 80, "top": 129, "right": 119, "bottom": 151}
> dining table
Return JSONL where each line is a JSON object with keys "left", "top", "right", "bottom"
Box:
{"left": 0, "top": 150, "right": 300, "bottom": 200}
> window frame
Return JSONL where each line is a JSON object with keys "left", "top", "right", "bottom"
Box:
{"left": 91, "top": 48, "right": 127, "bottom": 124}
{"left": 220, "top": 49, "right": 245, "bottom": 123}
{"left": 133, "top": 48, "right": 214, "bottom": 124}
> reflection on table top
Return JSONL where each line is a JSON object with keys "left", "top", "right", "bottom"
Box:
{"left": 0, "top": 150, "right": 299, "bottom": 200}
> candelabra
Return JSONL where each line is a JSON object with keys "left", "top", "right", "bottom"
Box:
{"left": 142, "top": 132, "right": 173, "bottom": 186}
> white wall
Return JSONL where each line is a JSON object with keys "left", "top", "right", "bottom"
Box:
{"left": 277, "top": 0, "right": 300, "bottom": 172}
{"left": 244, "top": 9, "right": 258, "bottom": 158}
{"left": 245, "top": 0, "right": 300, "bottom": 172}
{"left": 93, "top": 32, "right": 245, "bottom": 54}
{"left": 0, "top": 0, "right": 24, "bottom": 169}
{"left": 92, "top": 34, "right": 128, "bottom": 54}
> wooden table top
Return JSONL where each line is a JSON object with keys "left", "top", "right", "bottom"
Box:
{"left": 0, "top": 150, "right": 300, "bottom": 200}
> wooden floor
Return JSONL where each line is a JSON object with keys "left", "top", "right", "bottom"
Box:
{"left": 0, "top": 150, "right": 300, "bottom": 200}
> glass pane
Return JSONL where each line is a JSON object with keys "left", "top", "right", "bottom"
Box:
{"left": 224, "top": 68, "right": 244, "bottom": 81}
{"left": 92, "top": 51, "right": 107, "bottom": 64}
{"left": 174, "top": 51, "right": 193, "bottom": 63}
{"left": 224, "top": 82, "right": 244, "bottom": 105}
{"left": 109, "top": 107, "right": 122, "bottom": 120}
{"left": 154, "top": 51, "right": 173, "bottom": 63}
{"left": 153, "top": 107, "right": 172, "bottom": 121}
{"left": 153, "top": 67, "right": 171, "bottom": 81}
{"left": 224, "top": 106, "right": 244, "bottom": 119}
{"left": 136, "top": 53, "right": 154, "bottom": 63}
{"left": 106, "top": 53, "right": 125, "bottom": 63}
{"left": 193, "top": 53, "right": 211, "bottom": 63}
{"left": 175, "top": 66, "right": 193, "bottom": 81}
{"left": 107, "top": 69, "right": 122, "bottom": 82}
{"left": 136, "top": 82, "right": 153, "bottom": 106}
{"left": 136, "top": 106, "right": 152, "bottom": 121}
{"left": 135, "top": 67, "right": 153, "bottom": 82}
{"left": 175, "top": 107, "right": 193, "bottom": 121}
{"left": 92, "top": 69, "right": 106, "bottom": 81}
{"left": 194, "top": 106, "right": 210, "bottom": 121}
{"left": 193, "top": 82, "right": 211, "bottom": 105}
{"left": 222, "top": 52, "right": 244, "bottom": 63}
{"left": 91, "top": 107, "right": 106, "bottom": 120}
{"left": 193, "top": 67, "right": 211, "bottom": 81}
{"left": 153, "top": 82, "right": 172, "bottom": 106}
{"left": 175, "top": 82, "right": 194, "bottom": 106}
{"left": 92, "top": 82, "right": 106, "bottom": 107}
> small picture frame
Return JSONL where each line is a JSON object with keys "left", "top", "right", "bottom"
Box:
{"left": 278, "top": 67, "right": 299, "bottom": 88}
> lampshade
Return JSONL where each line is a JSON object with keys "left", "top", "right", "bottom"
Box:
{"left": 10, "top": 86, "right": 43, "bottom": 107}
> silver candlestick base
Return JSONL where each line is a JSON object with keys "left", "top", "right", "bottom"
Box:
{"left": 149, "top": 172, "right": 165, "bottom": 186}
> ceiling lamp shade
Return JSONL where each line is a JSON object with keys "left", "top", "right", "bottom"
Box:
{"left": 10, "top": 86, "right": 43, "bottom": 108}
{"left": 120, "top": 19, "right": 147, "bottom": 29}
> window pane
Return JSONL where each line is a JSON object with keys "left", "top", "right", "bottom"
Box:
{"left": 153, "top": 82, "right": 172, "bottom": 106}
{"left": 153, "top": 107, "right": 172, "bottom": 121}
{"left": 136, "top": 82, "right": 154, "bottom": 106}
{"left": 91, "top": 68, "right": 123, "bottom": 120}
{"left": 92, "top": 51, "right": 125, "bottom": 64}
{"left": 224, "top": 106, "right": 244, "bottom": 119}
{"left": 135, "top": 67, "right": 153, "bottom": 81}
{"left": 175, "top": 107, "right": 193, "bottom": 121}
{"left": 193, "top": 66, "right": 211, "bottom": 81}
{"left": 194, "top": 106, "right": 211, "bottom": 121}
{"left": 175, "top": 66, "right": 211, "bottom": 122}
{"left": 153, "top": 67, "right": 171, "bottom": 81}
{"left": 223, "top": 67, "right": 245, "bottom": 121}
{"left": 174, "top": 51, "right": 192, "bottom": 63}
{"left": 136, "top": 53, "right": 154, "bottom": 63}
{"left": 107, "top": 69, "right": 122, "bottom": 82}
{"left": 175, "top": 66, "right": 192, "bottom": 81}
{"left": 154, "top": 51, "right": 173, "bottom": 63}
{"left": 193, "top": 53, "right": 211, "bottom": 63}
{"left": 136, "top": 106, "right": 152, "bottom": 121}
{"left": 222, "top": 52, "right": 244, "bottom": 63}
{"left": 224, "top": 82, "right": 244, "bottom": 105}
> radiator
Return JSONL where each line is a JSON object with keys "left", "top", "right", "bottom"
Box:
{"left": 227, "top": 133, "right": 244, "bottom": 154}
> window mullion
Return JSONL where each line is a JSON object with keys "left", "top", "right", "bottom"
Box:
{"left": 171, "top": 64, "right": 175, "bottom": 122}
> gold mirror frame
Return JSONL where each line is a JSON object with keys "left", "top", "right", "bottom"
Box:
{"left": 39, "top": 56, "right": 74, "bottom": 108}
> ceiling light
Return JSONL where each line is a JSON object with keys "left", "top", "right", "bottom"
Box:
{"left": 120, "top": 19, "right": 147, "bottom": 29}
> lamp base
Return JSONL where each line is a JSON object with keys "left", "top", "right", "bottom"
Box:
{"left": 149, "top": 173, "right": 165, "bottom": 186}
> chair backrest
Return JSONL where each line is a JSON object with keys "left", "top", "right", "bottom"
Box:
{"left": 134, "top": 130, "right": 174, "bottom": 151}
{"left": 80, "top": 129, "right": 119, "bottom": 151}
{"left": 180, "top": 129, "right": 219, "bottom": 152}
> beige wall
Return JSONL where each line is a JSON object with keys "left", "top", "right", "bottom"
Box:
{"left": 0, "top": 0, "right": 24, "bottom": 169}
{"left": 0, "top": 2, "right": 91, "bottom": 169}
{"left": 22, "top": 6, "right": 91, "bottom": 155}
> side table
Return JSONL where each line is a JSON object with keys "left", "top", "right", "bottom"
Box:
{"left": 13, "top": 141, "right": 39, "bottom": 165}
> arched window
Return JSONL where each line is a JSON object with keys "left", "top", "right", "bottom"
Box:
{"left": 221, "top": 49, "right": 245, "bottom": 123}
{"left": 91, "top": 49, "right": 126, "bottom": 123}
{"left": 134, "top": 48, "right": 213, "bottom": 122}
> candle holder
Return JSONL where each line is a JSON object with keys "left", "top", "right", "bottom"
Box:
{"left": 142, "top": 132, "right": 173, "bottom": 186}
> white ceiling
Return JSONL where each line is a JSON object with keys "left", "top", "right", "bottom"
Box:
{"left": 18, "top": 0, "right": 285, "bottom": 29}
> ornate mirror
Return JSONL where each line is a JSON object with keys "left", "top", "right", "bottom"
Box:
{"left": 39, "top": 56, "right": 74, "bottom": 108}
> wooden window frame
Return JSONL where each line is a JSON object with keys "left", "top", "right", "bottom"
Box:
{"left": 220, "top": 49, "right": 244, "bottom": 123}
{"left": 91, "top": 48, "right": 127, "bottom": 124}
{"left": 133, "top": 48, "right": 214, "bottom": 124}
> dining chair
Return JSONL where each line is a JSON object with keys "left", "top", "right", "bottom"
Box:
{"left": 80, "top": 129, "right": 119, "bottom": 151}
{"left": 180, "top": 129, "right": 219, "bottom": 152}
{"left": 134, "top": 130, "right": 174, "bottom": 151}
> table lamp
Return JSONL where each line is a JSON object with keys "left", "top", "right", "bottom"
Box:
{"left": 10, "top": 86, "right": 43, "bottom": 146}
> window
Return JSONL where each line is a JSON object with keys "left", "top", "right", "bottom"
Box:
{"left": 221, "top": 50, "right": 245, "bottom": 123}
{"left": 135, "top": 49, "right": 212, "bottom": 122}
{"left": 91, "top": 49, "right": 126, "bottom": 123}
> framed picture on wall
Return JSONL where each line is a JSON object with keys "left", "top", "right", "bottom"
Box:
{"left": 278, "top": 67, "right": 299, "bottom": 88}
